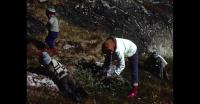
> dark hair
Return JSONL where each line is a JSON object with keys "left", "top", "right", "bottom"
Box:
{"left": 106, "top": 35, "right": 115, "bottom": 41}
{"left": 102, "top": 42, "right": 106, "bottom": 54}
{"left": 27, "top": 38, "right": 47, "bottom": 50}
{"left": 101, "top": 36, "right": 116, "bottom": 54}
{"left": 152, "top": 51, "right": 158, "bottom": 55}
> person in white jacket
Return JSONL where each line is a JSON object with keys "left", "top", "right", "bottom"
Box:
{"left": 102, "top": 36, "right": 139, "bottom": 98}
{"left": 45, "top": 7, "right": 59, "bottom": 54}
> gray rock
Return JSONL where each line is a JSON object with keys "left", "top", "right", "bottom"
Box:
{"left": 38, "top": 0, "right": 48, "bottom": 3}
{"left": 63, "top": 44, "right": 75, "bottom": 50}
{"left": 27, "top": 72, "right": 59, "bottom": 91}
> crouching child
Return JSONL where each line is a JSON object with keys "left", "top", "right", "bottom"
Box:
{"left": 27, "top": 39, "right": 87, "bottom": 102}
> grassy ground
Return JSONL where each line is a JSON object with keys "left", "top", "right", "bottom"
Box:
{"left": 27, "top": 57, "right": 173, "bottom": 104}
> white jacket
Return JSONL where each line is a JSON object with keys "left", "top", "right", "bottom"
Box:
{"left": 49, "top": 16, "right": 59, "bottom": 32}
{"left": 157, "top": 55, "right": 168, "bottom": 67}
{"left": 114, "top": 38, "right": 137, "bottom": 75}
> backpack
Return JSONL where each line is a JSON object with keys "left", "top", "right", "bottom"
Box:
{"left": 49, "top": 59, "right": 69, "bottom": 80}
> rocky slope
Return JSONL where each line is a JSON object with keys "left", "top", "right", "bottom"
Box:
{"left": 27, "top": 0, "right": 173, "bottom": 57}
{"left": 27, "top": 0, "right": 173, "bottom": 103}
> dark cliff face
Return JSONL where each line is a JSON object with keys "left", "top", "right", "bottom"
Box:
{"left": 27, "top": 0, "right": 173, "bottom": 57}
{"left": 57, "top": 0, "right": 172, "bottom": 56}
{"left": 27, "top": 14, "right": 47, "bottom": 36}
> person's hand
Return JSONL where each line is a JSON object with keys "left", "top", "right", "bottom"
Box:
{"left": 106, "top": 68, "right": 116, "bottom": 77}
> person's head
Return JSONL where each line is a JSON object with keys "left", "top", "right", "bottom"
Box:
{"left": 46, "top": 8, "right": 56, "bottom": 18}
{"left": 150, "top": 51, "right": 158, "bottom": 58}
{"left": 41, "top": 51, "right": 52, "bottom": 65}
{"left": 102, "top": 36, "right": 116, "bottom": 55}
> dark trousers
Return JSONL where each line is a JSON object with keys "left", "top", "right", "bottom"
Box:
{"left": 45, "top": 31, "right": 58, "bottom": 48}
{"left": 128, "top": 51, "right": 138, "bottom": 84}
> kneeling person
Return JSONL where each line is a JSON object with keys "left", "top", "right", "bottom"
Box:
{"left": 102, "top": 36, "right": 139, "bottom": 98}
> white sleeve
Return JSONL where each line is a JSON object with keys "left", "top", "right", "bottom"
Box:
{"left": 49, "top": 17, "right": 54, "bottom": 25}
{"left": 158, "top": 55, "right": 168, "bottom": 66}
{"left": 114, "top": 52, "right": 125, "bottom": 75}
